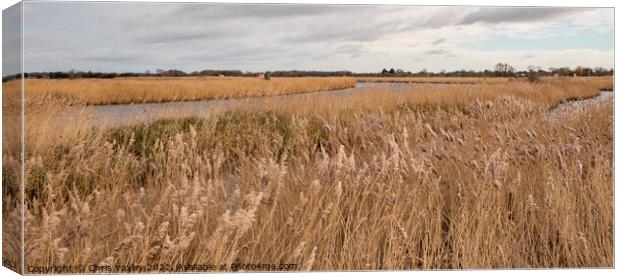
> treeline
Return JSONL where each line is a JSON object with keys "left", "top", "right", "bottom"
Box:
{"left": 270, "top": 70, "right": 353, "bottom": 77}
{"left": 3, "top": 69, "right": 354, "bottom": 82}
{"left": 2, "top": 65, "right": 613, "bottom": 82}
{"left": 190, "top": 69, "right": 353, "bottom": 77}
{"left": 3, "top": 71, "right": 146, "bottom": 82}
{"left": 368, "top": 64, "right": 614, "bottom": 78}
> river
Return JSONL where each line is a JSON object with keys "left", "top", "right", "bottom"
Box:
{"left": 54, "top": 83, "right": 612, "bottom": 127}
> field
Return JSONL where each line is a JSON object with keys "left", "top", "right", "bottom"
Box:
{"left": 2, "top": 76, "right": 614, "bottom": 271}
{"left": 23, "top": 77, "right": 357, "bottom": 105}
{"left": 356, "top": 76, "right": 503, "bottom": 84}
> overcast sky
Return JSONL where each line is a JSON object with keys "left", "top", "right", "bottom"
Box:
{"left": 6, "top": 2, "right": 615, "bottom": 75}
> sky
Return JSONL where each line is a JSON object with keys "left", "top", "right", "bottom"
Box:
{"left": 3, "top": 2, "right": 615, "bottom": 75}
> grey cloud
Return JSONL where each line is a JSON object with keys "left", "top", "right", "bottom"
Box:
{"left": 3, "top": 3, "right": 22, "bottom": 76}
{"left": 411, "top": 7, "right": 584, "bottom": 30}
{"left": 134, "top": 28, "right": 233, "bottom": 44}
{"left": 334, "top": 44, "right": 365, "bottom": 58}
{"left": 282, "top": 17, "right": 408, "bottom": 44}
{"left": 459, "top": 7, "right": 582, "bottom": 25}
{"left": 514, "top": 54, "right": 535, "bottom": 59}
{"left": 124, "top": 4, "right": 384, "bottom": 29}
{"left": 424, "top": 49, "right": 448, "bottom": 55}
{"left": 73, "top": 49, "right": 147, "bottom": 63}
{"left": 125, "top": 4, "right": 393, "bottom": 46}
{"left": 17, "top": 2, "right": 612, "bottom": 73}
{"left": 170, "top": 4, "right": 352, "bottom": 19}
{"left": 413, "top": 8, "right": 473, "bottom": 29}
{"left": 432, "top": 38, "right": 446, "bottom": 45}
{"left": 424, "top": 48, "right": 455, "bottom": 58}
{"left": 177, "top": 43, "right": 295, "bottom": 66}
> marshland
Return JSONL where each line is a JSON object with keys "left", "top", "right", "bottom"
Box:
{"left": 2, "top": 75, "right": 614, "bottom": 270}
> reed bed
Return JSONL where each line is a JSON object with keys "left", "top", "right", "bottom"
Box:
{"left": 356, "top": 76, "right": 612, "bottom": 87}
{"left": 20, "top": 77, "right": 611, "bottom": 156}
{"left": 356, "top": 76, "right": 507, "bottom": 84}
{"left": 2, "top": 80, "right": 22, "bottom": 273}
{"left": 256, "top": 77, "right": 611, "bottom": 116}
{"left": 2, "top": 76, "right": 613, "bottom": 272}
{"left": 22, "top": 77, "right": 357, "bottom": 105}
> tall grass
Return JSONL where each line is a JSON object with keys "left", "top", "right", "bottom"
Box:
{"left": 356, "top": 76, "right": 612, "bottom": 87}
{"left": 2, "top": 77, "right": 613, "bottom": 271}
{"left": 2, "top": 80, "right": 22, "bottom": 274}
{"left": 356, "top": 76, "right": 497, "bottom": 84}
{"left": 22, "top": 77, "right": 357, "bottom": 105}
{"left": 255, "top": 77, "right": 611, "bottom": 116}
{"left": 21, "top": 78, "right": 612, "bottom": 156}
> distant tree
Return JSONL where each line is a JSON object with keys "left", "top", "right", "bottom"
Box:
{"left": 594, "top": 67, "right": 609, "bottom": 76}
{"left": 525, "top": 65, "right": 538, "bottom": 82}
{"left": 494, "top": 62, "right": 515, "bottom": 76}
{"left": 389, "top": 68, "right": 396, "bottom": 74}
{"left": 264, "top": 71, "right": 272, "bottom": 80}
{"left": 527, "top": 65, "right": 541, "bottom": 72}
{"left": 381, "top": 68, "right": 388, "bottom": 75}
{"left": 574, "top": 66, "right": 585, "bottom": 76}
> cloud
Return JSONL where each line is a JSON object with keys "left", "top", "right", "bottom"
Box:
{"left": 2, "top": 4, "right": 22, "bottom": 76}
{"left": 281, "top": 16, "right": 407, "bottom": 44}
{"left": 424, "top": 49, "right": 447, "bottom": 55}
{"left": 432, "top": 38, "right": 446, "bottom": 45}
{"left": 18, "top": 2, "right": 613, "bottom": 73}
{"left": 134, "top": 28, "right": 236, "bottom": 44}
{"left": 334, "top": 44, "right": 365, "bottom": 58}
{"left": 413, "top": 8, "right": 471, "bottom": 29}
{"left": 424, "top": 48, "right": 456, "bottom": 58}
{"left": 459, "top": 7, "right": 582, "bottom": 25}
{"left": 169, "top": 4, "right": 354, "bottom": 20}
{"left": 72, "top": 49, "right": 148, "bottom": 63}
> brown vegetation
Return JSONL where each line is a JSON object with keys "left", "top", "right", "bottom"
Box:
{"left": 356, "top": 76, "right": 505, "bottom": 84}
{"left": 2, "top": 80, "right": 22, "bottom": 274}
{"left": 2, "top": 76, "right": 613, "bottom": 271}
{"left": 22, "top": 77, "right": 357, "bottom": 105}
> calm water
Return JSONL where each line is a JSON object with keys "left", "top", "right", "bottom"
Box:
{"left": 58, "top": 83, "right": 612, "bottom": 127}
{"left": 70, "top": 82, "right": 467, "bottom": 127}
{"left": 550, "top": 91, "right": 613, "bottom": 117}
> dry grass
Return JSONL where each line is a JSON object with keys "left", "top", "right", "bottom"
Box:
{"left": 2, "top": 80, "right": 22, "bottom": 274}
{"left": 256, "top": 77, "right": 611, "bottom": 116}
{"left": 356, "top": 76, "right": 508, "bottom": 84}
{"left": 20, "top": 77, "right": 611, "bottom": 157}
{"left": 22, "top": 77, "right": 357, "bottom": 105}
{"left": 2, "top": 76, "right": 613, "bottom": 272}
{"left": 356, "top": 76, "right": 613, "bottom": 87}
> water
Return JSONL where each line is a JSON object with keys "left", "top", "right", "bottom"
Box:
{"left": 58, "top": 83, "right": 612, "bottom": 127}
{"left": 70, "top": 82, "right": 465, "bottom": 127}
{"left": 550, "top": 91, "right": 613, "bottom": 117}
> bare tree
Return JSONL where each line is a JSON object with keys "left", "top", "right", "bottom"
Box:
{"left": 495, "top": 62, "right": 515, "bottom": 76}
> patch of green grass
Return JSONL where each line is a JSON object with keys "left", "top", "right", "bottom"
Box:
{"left": 107, "top": 117, "right": 205, "bottom": 156}
{"left": 209, "top": 111, "right": 293, "bottom": 165}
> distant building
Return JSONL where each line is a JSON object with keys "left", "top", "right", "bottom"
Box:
{"left": 553, "top": 73, "right": 559, "bottom": 78}
{"left": 257, "top": 73, "right": 265, "bottom": 79}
